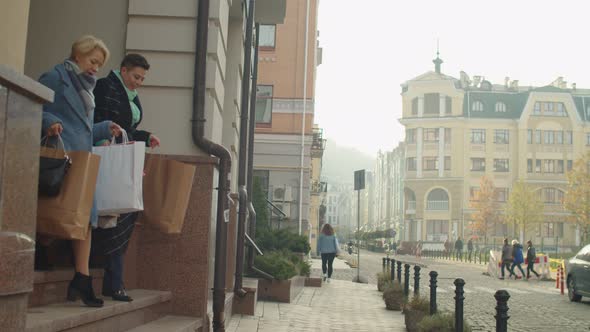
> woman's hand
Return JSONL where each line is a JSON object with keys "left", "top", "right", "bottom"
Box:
{"left": 46, "top": 123, "right": 63, "bottom": 137}
{"left": 110, "top": 122, "right": 123, "bottom": 137}
{"left": 148, "top": 134, "right": 161, "bottom": 148}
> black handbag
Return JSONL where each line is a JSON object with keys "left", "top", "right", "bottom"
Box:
{"left": 39, "top": 136, "right": 71, "bottom": 196}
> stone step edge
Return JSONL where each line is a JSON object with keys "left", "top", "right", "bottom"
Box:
{"left": 26, "top": 289, "right": 172, "bottom": 332}
{"left": 34, "top": 268, "right": 104, "bottom": 284}
{"left": 126, "top": 315, "right": 203, "bottom": 332}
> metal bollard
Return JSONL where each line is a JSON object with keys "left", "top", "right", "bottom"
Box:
{"left": 454, "top": 278, "right": 465, "bottom": 332}
{"left": 391, "top": 258, "right": 396, "bottom": 281}
{"left": 404, "top": 264, "right": 410, "bottom": 297}
{"left": 382, "top": 257, "right": 387, "bottom": 268}
{"left": 429, "top": 271, "right": 438, "bottom": 315}
{"left": 414, "top": 265, "right": 421, "bottom": 296}
{"left": 494, "top": 290, "right": 510, "bottom": 332}
{"left": 397, "top": 261, "right": 402, "bottom": 284}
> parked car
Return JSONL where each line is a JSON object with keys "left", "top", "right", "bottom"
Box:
{"left": 566, "top": 244, "right": 590, "bottom": 302}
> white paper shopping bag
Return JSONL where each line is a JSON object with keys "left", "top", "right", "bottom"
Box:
{"left": 93, "top": 130, "right": 145, "bottom": 215}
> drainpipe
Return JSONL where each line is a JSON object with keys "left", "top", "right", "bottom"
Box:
{"left": 193, "top": 1, "right": 231, "bottom": 331}
{"left": 235, "top": 0, "right": 255, "bottom": 295}
{"left": 246, "top": 23, "right": 260, "bottom": 269}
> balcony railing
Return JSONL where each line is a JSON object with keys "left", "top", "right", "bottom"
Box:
{"left": 406, "top": 201, "right": 416, "bottom": 212}
{"left": 426, "top": 200, "right": 449, "bottom": 210}
{"left": 311, "top": 127, "right": 326, "bottom": 158}
{"left": 311, "top": 180, "right": 327, "bottom": 195}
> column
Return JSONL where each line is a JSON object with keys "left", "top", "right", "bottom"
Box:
{"left": 439, "top": 94, "right": 446, "bottom": 116}
{"left": 418, "top": 96, "right": 424, "bottom": 117}
{"left": 417, "top": 128, "right": 423, "bottom": 178}
{"left": 439, "top": 127, "right": 445, "bottom": 178}
{"left": 416, "top": 219, "right": 422, "bottom": 241}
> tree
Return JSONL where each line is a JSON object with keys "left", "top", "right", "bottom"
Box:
{"left": 505, "top": 180, "right": 543, "bottom": 241}
{"left": 470, "top": 176, "right": 500, "bottom": 244}
{"left": 564, "top": 152, "right": 590, "bottom": 244}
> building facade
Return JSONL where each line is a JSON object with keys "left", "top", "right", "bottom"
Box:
{"left": 399, "top": 55, "right": 588, "bottom": 248}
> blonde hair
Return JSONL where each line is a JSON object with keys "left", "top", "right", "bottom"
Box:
{"left": 511, "top": 239, "right": 518, "bottom": 245}
{"left": 70, "top": 35, "right": 110, "bottom": 63}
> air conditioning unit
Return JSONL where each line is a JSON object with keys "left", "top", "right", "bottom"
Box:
{"left": 273, "top": 186, "right": 293, "bottom": 202}
{"left": 273, "top": 203, "right": 291, "bottom": 218}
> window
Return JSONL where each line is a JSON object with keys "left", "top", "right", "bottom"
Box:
{"left": 411, "top": 98, "right": 418, "bottom": 115}
{"left": 567, "top": 160, "right": 573, "bottom": 171}
{"left": 426, "top": 189, "right": 449, "bottom": 210}
{"left": 471, "top": 158, "right": 486, "bottom": 171}
{"left": 544, "top": 131, "right": 555, "bottom": 144}
{"left": 259, "top": 25, "right": 276, "bottom": 48}
{"left": 427, "top": 220, "right": 449, "bottom": 236}
{"left": 444, "top": 128, "right": 451, "bottom": 143}
{"left": 445, "top": 96, "right": 452, "bottom": 114}
{"left": 444, "top": 156, "right": 451, "bottom": 170}
{"left": 406, "top": 157, "right": 417, "bottom": 171}
{"left": 557, "top": 103, "right": 566, "bottom": 116}
{"left": 471, "top": 129, "right": 486, "bottom": 144}
{"left": 535, "top": 130, "right": 542, "bottom": 144}
{"left": 527, "top": 159, "right": 533, "bottom": 173}
{"left": 540, "top": 221, "right": 564, "bottom": 237}
{"left": 472, "top": 100, "right": 484, "bottom": 112}
{"left": 527, "top": 129, "right": 533, "bottom": 144}
{"left": 495, "top": 102, "right": 507, "bottom": 112}
{"left": 494, "top": 129, "right": 509, "bottom": 144}
{"left": 565, "top": 131, "right": 573, "bottom": 144}
{"left": 544, "top": 160, "right": 555, "bottom": 173}
{"left": 533, "top": 102, "right": 541, "bottom": 115}
{"left": 423, "top": 157, "right": 438, "bottom": 171}
{"left": 424, "top": 93, "right": 440, "bottom": 114}
{"left": 406, "top": 128, "right": 416, "bottom": 143}
{"left": 494, "top": 159, "right": 509, "bottom": 172}
{"left": 544, "top": 102, "right": 553, "bottom": 112}
{"left": 541, "top": 188, "right": 564, "bottom": 204}
{"left": 496, "top": 188, "right": 509, "bottom": 202}
{"left": 556, "top": 131, "right": 564, "bottom": 144}
{"left": 423, "top": 128, "right": 439, "bottom": 142}
{"left": 535, "top": 159, "right": 542, "bottom": 173}
{"left": 255, "top": 85, "right": 273, "bottom": 124}
{"left": 557, "top": 160, "right": 564, "bottom": 174}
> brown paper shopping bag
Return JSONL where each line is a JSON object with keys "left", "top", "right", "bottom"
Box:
{"left": 37, "top": 151, "right": 101, "bottom": 240}
{"left": 140, "top": 154, "right": 196, "bottom": 234}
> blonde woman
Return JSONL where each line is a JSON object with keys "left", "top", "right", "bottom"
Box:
{"left": 39, "top": 35, "right": 122, "bottom": 307}
{"left": 317, "top": 224, "right": 340, "bottom": 282}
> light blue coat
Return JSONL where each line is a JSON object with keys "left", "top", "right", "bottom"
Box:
{"left": 39, "top": 63, "right": 113, "bottom": 227}
{"left": 317, "top": 234, "right": 339, "bottom": 255}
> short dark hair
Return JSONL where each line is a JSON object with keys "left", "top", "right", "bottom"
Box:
{"left": 120, "top": 53, "right": 150, "bottom": 70}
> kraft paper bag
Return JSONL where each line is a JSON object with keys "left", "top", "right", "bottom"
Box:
{"left": 93, "top": 135, "right": 146, "bottom": 215}
{"left": 140, "top": 154, "right": 196, "bottom": 234}
{"left": 37, "top": 151, "right": 101, "bottom": 240}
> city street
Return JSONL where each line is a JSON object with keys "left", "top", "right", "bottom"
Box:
{"left": 313, "top": 249, "right": 590, "bottom": 332}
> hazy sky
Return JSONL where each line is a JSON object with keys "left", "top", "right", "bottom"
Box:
{"left": 314, "top": 0, "right": 590, "bottom": 156}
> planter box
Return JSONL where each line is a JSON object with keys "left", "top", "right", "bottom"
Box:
{"left": 258, "top": 276, "right": 305, "bottom": 303}
{"left": 304, "top": 277, "right": 322, "bottom": 287}
{"left": 404, "top": 308, "right": 427, "bottom": 332}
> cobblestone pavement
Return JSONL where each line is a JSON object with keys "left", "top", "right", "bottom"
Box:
{"left": 227, "top": 278, "right": 405, "bottom": 332}
{"left": 318, "top": 250, "right": 590, "bottom": 332}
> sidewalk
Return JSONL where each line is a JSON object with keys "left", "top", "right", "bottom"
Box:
{"left": 227, "top": 260, "right": 405, "bottom": 332}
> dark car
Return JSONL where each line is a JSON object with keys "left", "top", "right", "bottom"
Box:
{"left": 566, "top": 244, "right": 590, "bottom": 302}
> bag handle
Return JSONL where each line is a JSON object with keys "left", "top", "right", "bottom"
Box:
{"left": 110, "top": 128, "right": 129, "bottom": 145}
{"left": 41, "top": 134, "right": 68, "bottom": 157}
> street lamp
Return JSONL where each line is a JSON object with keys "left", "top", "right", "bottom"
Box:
{"left": 354, "top": 169, "right": 365, "bottom": 283}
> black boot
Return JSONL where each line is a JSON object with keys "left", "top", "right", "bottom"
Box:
{"left": 34, "top": 242, "right": 53, "bottom": 271}
{"left": 67, "top": 272, "right": 104, "bottom": 307}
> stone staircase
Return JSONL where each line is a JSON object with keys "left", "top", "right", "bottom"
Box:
{"left": 26, "top": 269, "right": 204, "bottom": 332}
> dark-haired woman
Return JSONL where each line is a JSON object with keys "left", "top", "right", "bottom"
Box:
{"left": 92, "top": 53, "right": 160, "bottom": 302}
{"left": 317, "top": 223, "right": 340, "bottom": 283}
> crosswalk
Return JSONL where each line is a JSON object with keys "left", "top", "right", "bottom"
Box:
{"left": 403, "top": 284, "right": 561, "bottom": 296}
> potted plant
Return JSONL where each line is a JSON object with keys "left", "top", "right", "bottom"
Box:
{"left": 403, "top": 296, "right": 430, "bottom": 332}
{"left": 417, "top": 312, "right": 472, "bottom": 332}
{"left": 382, "top": 282, "right": 406, "bottom": 310}
{"left": 376, "top": 272, "right": 392, "bottom": 292}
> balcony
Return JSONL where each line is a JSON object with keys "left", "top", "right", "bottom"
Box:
{"left": 311, "top": 127, "right": 326, "bottom": 158}
{"left": 311, "top": 180, "right": 327, "bottom": 195}
{"left": 426, "top": 200, "right": 449, "bottom": 210}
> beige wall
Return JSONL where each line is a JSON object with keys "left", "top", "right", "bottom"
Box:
{"left": 25, "top": 0, "right": 128, "bottom": 80}
{"left": 0, "top": 0, "right": 30, "bottom": 72}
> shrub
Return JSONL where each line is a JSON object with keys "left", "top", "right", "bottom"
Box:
{"left": 256, "top": 228, "right": 311, "bottom": 254}
{"left": 254, "top": 251, "right": 298, "bottom": 281}
{"left": 376, "top": 272, "right": 392, "bottom": 292}
{"left": 382, "top": 282, "right": 406, "bottom": 311}
{"left": 297, "top": 259, "right": 311, "bottom": 277}
{"left": 404, "top": 296, "right": 430, "bottom": 332}
{"left": 417, "top": 312, "right": 472, "bottom": 332}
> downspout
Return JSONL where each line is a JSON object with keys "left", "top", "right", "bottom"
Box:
{"left": 246, "top": 22, "right": 261, "bottom": 269}
{"left": 193, "top": 1, "right": 231, "bottom": 331}
{"left": 234, "top": 0, "right": 255, "bottom": 295}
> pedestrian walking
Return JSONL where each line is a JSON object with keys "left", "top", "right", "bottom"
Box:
{"left": 444, "top": 238, "right": 451, "bottom": 255}
{"left": 467, "top": 238, "right": 474, "bottom": 261}
{"left": 526, "top": 240, "right": 541, "bottom": 279}
{"left": 510, "top": 239, "right": 526, "bottom": 279}
{"left": 415, "top": 240, "right": 423, "bottom": 258}
{"left": 317, "top": 224, "right": 340, "bottom": 283}
{"left": 500, "top": 238, "right": 514, "bottom": 280}
{"left": 455, "top": 237, "right": 464, "bottom": 260}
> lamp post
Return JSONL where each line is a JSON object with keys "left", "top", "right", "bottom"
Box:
{"left": 354, "top": 170, "right": 365, "bottom": 283}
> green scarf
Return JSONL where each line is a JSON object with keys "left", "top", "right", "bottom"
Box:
{"left": 113, "top": 70, "right": 141, "bottom": 126}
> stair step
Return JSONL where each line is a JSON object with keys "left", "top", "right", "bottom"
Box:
{"left": 26, "top": 289, "right": 171, "bottom": 332}
{"left": 126, "top": 315, "right": 203, "bottom": 332}
{"left": 30, "top": 269, "right": 104, "bottom": 307}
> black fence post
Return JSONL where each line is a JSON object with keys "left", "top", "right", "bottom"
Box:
{"left": 404, "top": 264, "right": 410, "bottom": 297}
{"left": 494, "top": 290, "right": 510, "bottom": 332}
{"left": 414, "top": 265, "right": 421, "bottom": 296}
{"left": 397, "top": 261, "right": 402, "bottom": 284}
{"left": 390, "top": 258, "right": 396, "bottom": 281}
{"left": 382, "top": 257, "right": 387, "bottom": 269}
{"left": 429, "top": 271, "right": 438, "bottom": 315}
{"left": 454, "top": 278, "right": 465, "bottom": 332}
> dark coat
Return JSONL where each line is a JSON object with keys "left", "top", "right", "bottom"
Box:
{"left": 93, "top": 71, "right": 151, "bottom": 144}
{"left": 526, "top": 246, "right": 537, "bottom": 264}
